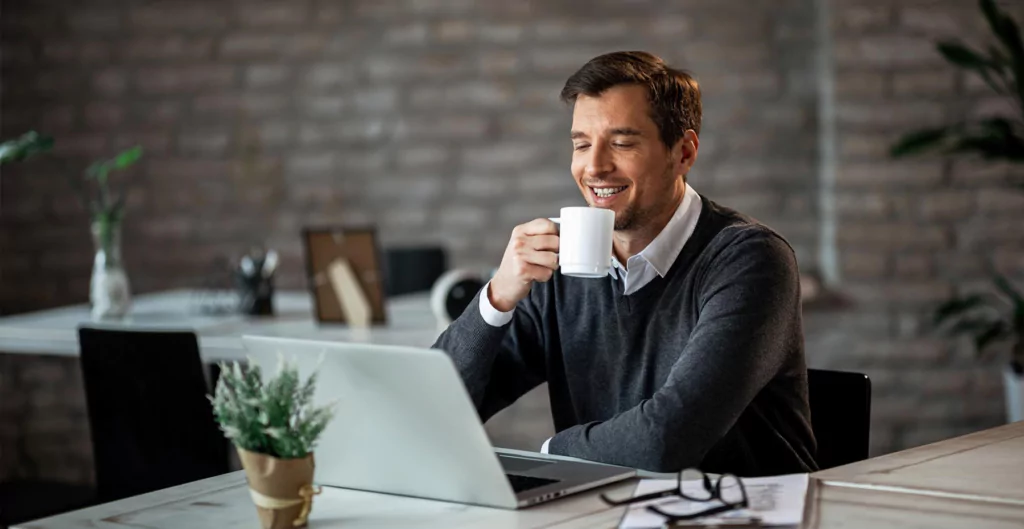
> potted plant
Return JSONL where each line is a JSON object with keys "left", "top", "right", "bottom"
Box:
{"left": 890, "top": 0, "right": 1024, "bottom": 162}
{"left": 892, "top": 0, "right": 1024, "bottom": 423}
{"left": 210, "top": 358, "right": 335, "bottom": 529}
{"left": 934, "top": 276, "right": 1024, "bottom": 422}
{"left": 84, "top": 146, "right": 143, "bottom": 320}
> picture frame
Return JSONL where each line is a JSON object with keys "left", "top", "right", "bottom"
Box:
{"left": 301, "top": 226, "right": 387, "bottom": 325}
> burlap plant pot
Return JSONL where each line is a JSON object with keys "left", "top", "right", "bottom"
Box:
{"left": 238, "top": 447, "right": 321, "bottom": 529}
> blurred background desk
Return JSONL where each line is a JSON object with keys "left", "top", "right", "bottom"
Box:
{"left": 0, "top": 289, "right": 444, "bottom": 361}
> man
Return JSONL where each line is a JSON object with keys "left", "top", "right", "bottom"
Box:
{"left": 433, "top": 51, "right": 817, "bottom": 476}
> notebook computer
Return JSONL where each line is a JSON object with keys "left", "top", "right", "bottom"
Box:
{"left": 241, "top": 335, "right": 635, "bottom": 509}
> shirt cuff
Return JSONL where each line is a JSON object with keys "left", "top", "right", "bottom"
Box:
{"left": 478, "top": 282, "right": 515, "bottom": 327}
{"left": 540, "top": 437, "right": 552, "bottom": 454}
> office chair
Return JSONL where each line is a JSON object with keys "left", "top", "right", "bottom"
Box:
{"left": 807, "top": 368, "right": 872, "bottom": 470}
{"left": 383, "top": 246, "right": 447, "bottom": 297}
{"left": 77, "top": 328, "right": 230, "bottom": 503}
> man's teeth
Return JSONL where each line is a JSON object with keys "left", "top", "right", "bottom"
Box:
{"left": 593, "top": 186, "right": 626, "bottom": 198}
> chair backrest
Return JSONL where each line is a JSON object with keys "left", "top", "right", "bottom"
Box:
{"left": 384, "top": 246, "right": 447, "bottom": 296}
{"left": 78, "top": 327, "right": 229, "bottom": 502}
{"left": 807, "top": 368, "right": 872, "bottom": 470}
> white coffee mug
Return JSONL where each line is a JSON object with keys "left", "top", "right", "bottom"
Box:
{"left": 549, "top": 207, "right": 615, "bottom": 278}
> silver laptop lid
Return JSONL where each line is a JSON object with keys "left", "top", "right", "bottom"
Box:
{"left": 241, "top": 335, "right": 519, "bottom": 508}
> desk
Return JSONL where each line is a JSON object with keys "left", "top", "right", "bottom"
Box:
{"left": 0, "top": 290, "right": 443, "bottom": 361}
{"left": 17, "top": 423, "right": 1024, "bottom": 529}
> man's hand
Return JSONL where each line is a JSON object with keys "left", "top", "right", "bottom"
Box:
{"left": 488, "top": 218, "right": 560, "bottom": 312}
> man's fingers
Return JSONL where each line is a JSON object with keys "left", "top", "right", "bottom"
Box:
{"left": 519, "top": 249, "right": 559, "bottom": 271}
{"left": 529, "top": 234, "right": 560, "bottom": 252}
{"left": 519, "top": 218, "right": 559, "bottom": 236}
{"left": 519, "top": 262, "right": 555, "bottom": 283}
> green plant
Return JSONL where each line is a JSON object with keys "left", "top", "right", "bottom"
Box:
{"left": 210, "top": 358, "right": 336, "bottom": 459}
{"left": 935, "top": 275, "right": 1024, "bottom": 374}
{"left": 891, "top": 0, "right": 1024, "bottom": 165}
{"left": 86, "top": 146, "right": 143, "bottom": 255}
{"left": 0, "top": 131, "right": 53, "bottom": 165}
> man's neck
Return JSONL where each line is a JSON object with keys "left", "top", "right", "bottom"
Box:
{"left": 612, "top": 184, "right": 687, "bottom": 264}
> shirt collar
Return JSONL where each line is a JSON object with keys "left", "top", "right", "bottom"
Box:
{"left": 609, "top": 183, "right": 702, "bottom": 279}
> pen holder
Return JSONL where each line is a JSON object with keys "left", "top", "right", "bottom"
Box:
{"left": 237, "top": 272, "right": 274, "bottom": 316}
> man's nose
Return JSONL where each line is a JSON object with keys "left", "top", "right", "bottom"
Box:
{"left": 585, "top": 144, "right": 613, "bottom": 177}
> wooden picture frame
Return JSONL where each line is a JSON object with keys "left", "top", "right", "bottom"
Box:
{"left": 301, "top": 226, "right": 387, "bottom": 325}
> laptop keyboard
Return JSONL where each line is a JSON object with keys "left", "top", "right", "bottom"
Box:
{"left": 506, "top": 473, "right": 560, "bottom": 493}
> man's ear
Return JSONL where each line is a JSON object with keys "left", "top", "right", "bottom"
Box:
{"left": 681, "top": 130, "right": 698, "bottom": 166}
{"left": 673, "top": 130, "right": 699, "bottom": 172}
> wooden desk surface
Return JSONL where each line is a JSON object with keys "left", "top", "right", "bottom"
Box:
{"left": 17, "top": 423, "right": 1024, "bottom": 529}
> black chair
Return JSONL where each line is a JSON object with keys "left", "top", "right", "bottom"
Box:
{"left": 383, "top": 246, "right": 447, "bottom": 297}
{"left": 77, "top": 328, "right": 229, "bottom": 503}
{"left": 0, "top": 480, "right": 95, "bottom": 527}
{"left": 807, "top": 368, "right": 872, "bottom": 470}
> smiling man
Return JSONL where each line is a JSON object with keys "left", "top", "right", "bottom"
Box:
{"left": 433, "top": 51, "right": 817, "bottom": 475}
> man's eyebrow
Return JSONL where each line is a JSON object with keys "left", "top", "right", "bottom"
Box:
{"left": 571, "top": 128, "right": 643, "bottom": 139}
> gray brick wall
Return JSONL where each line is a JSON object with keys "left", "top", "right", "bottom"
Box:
{"left": 812, "top": 0, "right": 1024, "bottom": 454}
{"left": 0, "top": 0, "right": 1021, "bottom": 484}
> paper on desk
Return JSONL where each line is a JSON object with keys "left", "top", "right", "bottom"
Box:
{"left": 618, "top": 473, "right": 809, "bottom": 528}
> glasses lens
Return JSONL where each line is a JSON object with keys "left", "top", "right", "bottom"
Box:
{"left": 678, "top": 468, "right": 713, "bottom": 501}
{"left": 718, "top": 474, "right": 745, "bottom": 505}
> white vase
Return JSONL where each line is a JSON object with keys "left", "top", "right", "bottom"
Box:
{"left": 89, "top": 219, "right": 132, "bottom": 320}
{"left": 1003, "top": 366, "right": 1024, "bottom": 423}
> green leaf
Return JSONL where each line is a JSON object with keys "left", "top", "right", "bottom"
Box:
{"left": 0, "top": 131, "right": 54, "bottom": 165}
{"left": 113, "top": 146, "right": 143, "bottom": 169}
{"left": 934, "top": 294, "right": 991, "bottom": 325}
{"left": 975, "top": 320, "right": 1010, "bottom": 351}
{"left": 980, "top": 0, "right": 1024, "bottom": 107}
{"left": 994, "top": 275, "right": 1024, "bottom": 330}
{"left": 890, "top": 127, "right": 953, "bottom": 157}
{"left": 937, "top": 40, "right": 1009, "bottom": 96}
{"left": 938, "top": 41, "right": 995, "bottom": 70}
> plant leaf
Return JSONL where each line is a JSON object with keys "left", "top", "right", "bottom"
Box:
{"left": 980, "top": 0, "right": 1024, "bottom": 107}
{"left": 975, "top": 320, "right": 1010, "bottom": 352}
{"left": 934, "top": 294, "right": 991, "bottom": 325}
{"left": 994, "top": 274, "right": 1024, "bottom": 330}
{"left": 937, "top": 40, "right": 1007, "bottom": 96}
{"left": 890, "top": 127, "right": 954, "bottom": 157}
{"left": 113, "top": 146, "right": 143, "bottom": 169}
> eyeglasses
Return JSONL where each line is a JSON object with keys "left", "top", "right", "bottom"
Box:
{"left": 600, "top": 468, "right": 756, "bottom": 525}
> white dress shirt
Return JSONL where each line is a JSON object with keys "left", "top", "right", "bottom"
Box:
{"left": 479, "top": 184, "right": 704, "bottom": 453}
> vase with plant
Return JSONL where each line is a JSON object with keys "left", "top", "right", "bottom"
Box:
{"left": 210, "top": 358, "right": 335, "bottom": 529}
{"left": 85, "top": 146, "right": 143, "bottom": 320}
{"left": 934, "top": 276, "right": 1024, "bottom": 422}
{"left": 891, "top": 0, "right": 1024, "bottom": 422}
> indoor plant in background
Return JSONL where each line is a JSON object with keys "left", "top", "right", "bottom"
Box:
{"left": 210, "top": 357, "right": 335, "bottom": 529}
{"left": 934, "top": 277, "right": 1024, "bottom": 422}
{"left": 892, "top": 0, "right": 1024, "bottom": 423}
{"left": 84, "top": 146, "right": 143, "bottom": 320}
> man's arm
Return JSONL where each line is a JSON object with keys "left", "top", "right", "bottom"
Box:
{"left": 547, "top": 230, "right": 802, "bottom": 472}
{"left": 432, "top": 284, "right": 547, "bottom": 421}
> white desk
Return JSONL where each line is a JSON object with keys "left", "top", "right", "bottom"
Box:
{"left": 0, "top": 290, "right": 443, "bottom": 361}
{"left": 17, "top": 423, "right": 1024, "bottom": 529}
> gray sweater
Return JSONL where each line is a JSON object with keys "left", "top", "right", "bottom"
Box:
{"left": 432, "top": 196, "right": 817, "bottom": 475}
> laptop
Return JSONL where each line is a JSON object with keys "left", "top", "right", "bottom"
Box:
{"left": 241, "top": 335, "right": 635, "bottom": 509}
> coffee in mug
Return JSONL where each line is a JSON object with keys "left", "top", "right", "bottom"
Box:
{"left": 549, "top": 207, "right": 614, "bottom": 278}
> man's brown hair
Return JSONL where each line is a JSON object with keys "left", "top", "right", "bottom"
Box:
{"left": 560, "top": 51, "right": 702, "bottom": 149}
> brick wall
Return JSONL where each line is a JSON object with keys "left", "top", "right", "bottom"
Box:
{"left": 0, "top": 0, "right": 1021, "bottom": 484}
{"left": 811, "top": 0, "right": 1024, "bottom": 453}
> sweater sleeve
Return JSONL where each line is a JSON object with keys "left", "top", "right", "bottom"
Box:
{"left": 431, "top": 286, "right": 548, "bottom": 421}
{"left": 547, "top": 230, "right": 802, "bottom": 472}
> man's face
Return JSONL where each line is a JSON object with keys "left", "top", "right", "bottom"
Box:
{"left": 570, "top": 84, "right": 692, "bottom": 232}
